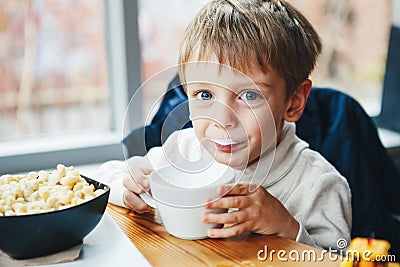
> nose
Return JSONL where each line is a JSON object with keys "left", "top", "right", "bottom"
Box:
{"left": 212, "top": 101, "right": 239, "bottom": 129}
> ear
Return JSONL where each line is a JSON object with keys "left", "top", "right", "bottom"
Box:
{"left": 284, "top": 79, "right": 312, "bottom": 122}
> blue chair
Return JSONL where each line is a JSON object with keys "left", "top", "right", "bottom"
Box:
{"left": 296, "top": 87, "right": 400, "bottom": 259}
{"left": 123, "top": 75, "right": 400, "bottom": 258}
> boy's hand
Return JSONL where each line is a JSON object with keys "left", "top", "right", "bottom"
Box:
{"left": 122, "top": 167, "right": 152, "bottom": 214}
{"left": 96, "top": 158, "right": 153, "bottom": 214}
{"left": 202, "top": 184, "right": 299, "bottom": 240}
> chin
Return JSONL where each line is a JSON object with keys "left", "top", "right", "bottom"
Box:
{"left": 214, "top": 153, "right": 249, "bottom": 170}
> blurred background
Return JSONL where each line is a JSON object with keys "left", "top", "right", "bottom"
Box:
{"left": 0, "top": 0, "right": 399, "bottom": 173}
{"left": 0, "top": 0, "right": 109, "bottom": 140}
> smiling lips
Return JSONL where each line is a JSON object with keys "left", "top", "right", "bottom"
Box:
{"left": 211, "top": 139, "right": 241, "bottom": 153}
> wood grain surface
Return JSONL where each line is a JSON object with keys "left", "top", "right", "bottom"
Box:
{"left": 107, "top": 204, "right": 345, "bottom": 267}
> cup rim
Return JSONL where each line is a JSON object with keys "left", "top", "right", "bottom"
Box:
{"left": 149, "top": 163, "right": 236, "bottom": 191}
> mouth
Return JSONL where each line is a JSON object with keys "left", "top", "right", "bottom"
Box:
{"left": 211, "top": 139, "right": 241, "bottom": 153}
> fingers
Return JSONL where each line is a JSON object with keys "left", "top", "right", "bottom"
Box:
{"left": 121, "top": 166, "right": 152, "bottom": 213}
{"left": 207, "top": 223, "right": 249, "bottom": 238}
{"left": 203, "top": 209, "right": 247, "bottom": 225}
{"left": 217, "top": 183, "right": 252, "bottom": 196}
{"left": 126, "top": 156, "right": 154, "bottom": 174}
{"left": 203, "top": 204, "right": 257, "bottom": 238}
{"left": 207, "top": 195, "right": 251, "bottom": 209}
{"left": 122, "top": 173, "right": 150, "bottom": 194}
{"left": 123, "top": 189, "right": 151, "bottom": 214}
{"left": 203, "top": 185, "right": 270, "bottom": 238}
{"left": 122, "top": 174, "right": 151, "bottom": 213}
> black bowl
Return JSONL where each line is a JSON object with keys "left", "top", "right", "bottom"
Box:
{"left": 0, "top": 176, "right": 110, "bottom": 259}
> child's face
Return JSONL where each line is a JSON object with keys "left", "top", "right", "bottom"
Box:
{"left": 184, "top": 62, "right": 289, "bottom": 169}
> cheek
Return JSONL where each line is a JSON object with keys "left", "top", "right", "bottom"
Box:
{"left": 269, "top": 98, "right": 288, "bottom": 123}
{"left": 191, "top": 120, "right": 207, "bottom": 139}
{"left": 245, "top": 108, "right": 276, "bottom": 152}
{"left": 243, "top": 119, "right": 262, "bottom": 140}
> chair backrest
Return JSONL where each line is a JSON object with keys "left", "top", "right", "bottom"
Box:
{"left": 296, "top": 88, "right": 400, "bottom": 258}
{"left": 122, "top": 75, "right": 191, "bottom": 157}
{"left": 375, "top": 23, "right": 400, "bottom": 131}
{"left": 122, "top": 77, "right": 400, "bottom": 258}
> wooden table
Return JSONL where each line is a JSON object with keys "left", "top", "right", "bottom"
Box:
{"left": 107, "top": 204, "right": 342, "bottom": 267}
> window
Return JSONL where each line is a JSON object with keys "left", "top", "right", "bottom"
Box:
{"left": 0, "top": 0, "right": 140, "bottom": 173}
{"left": 293, "top": 0, "right": 392, "bottom": 116}
{"left": 137, "top": 0, "right": 209, "bottom": 121}
{"left": 0, "top": 0, "right": 110, "bottom": 140}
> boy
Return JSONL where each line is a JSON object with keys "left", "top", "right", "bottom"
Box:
{"left": 97, "top": 0, "right": 351, "bottom": 250}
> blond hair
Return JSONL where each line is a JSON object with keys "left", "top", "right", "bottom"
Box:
{"left": 179, "top": 0, "right": 322, "bottom": 97}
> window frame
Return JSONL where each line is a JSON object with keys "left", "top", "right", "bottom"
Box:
{"left": 0, "top": 0, "right": 142, "bottom": 174}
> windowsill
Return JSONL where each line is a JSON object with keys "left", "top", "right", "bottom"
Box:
{"left": 0, "top": 131, "right": 125, "bottom": 174}
{"left": 378, "top": 127, "right": 400, "bottom": 149}
{"left": 340, "top": 96, "right": 400, "bottom": 149}
{"left": 0, "top": 131, "right": 122, "bottom": 157}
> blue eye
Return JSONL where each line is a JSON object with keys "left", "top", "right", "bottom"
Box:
{"left": 199, "top": 91, "right": 212, "bottom": 100}
{"left": 243, "top": 91, "right": 259, "bottom": 100}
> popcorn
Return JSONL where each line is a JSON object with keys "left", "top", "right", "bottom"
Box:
{"left": 0, "top": 164, "right": 104, "bottom": 216}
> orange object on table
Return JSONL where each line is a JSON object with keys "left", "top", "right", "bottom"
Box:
{"left": 341, "top": 237, "right": 391, "bottom": 267}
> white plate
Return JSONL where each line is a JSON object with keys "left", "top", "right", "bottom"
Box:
{"left": 39, "top": 212, "right": 151, "bottom": 267}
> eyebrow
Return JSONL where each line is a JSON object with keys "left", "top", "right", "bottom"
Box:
{"left": 253, "top": 81, "right": 273, "bottom": 90}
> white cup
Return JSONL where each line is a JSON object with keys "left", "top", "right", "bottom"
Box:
{"left": 140, "top": 162, "right": 236, "bottom": 240}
